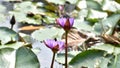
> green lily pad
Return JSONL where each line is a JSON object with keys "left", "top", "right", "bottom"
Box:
{"left": 0, "top": 4, "right": 6, "bottom": 23}
{"left": 91, "top": 44, "right": 120, "bottom": 55}
{"left": 0, "top": 27, "right": 19, "bottom": 44}
{"left": 15, "top": 47, "right": 40, "bottom": 68}
{"left": 56, "top": 51, "right": 80, "bottom": 64}
{"left": 69, "top": 50, "right": 110, "bottom": 68}
{"left": 93, "top": 14, "right": 120, "bottom": 35}
{"left": 0, "top": 46, "right": 40, "bottom": 68}
{"left": 13, "top": 1, "right": 38, "bottom": 13}
{"left": 73, "top": 19, "right": 92, "bottom": 31}
{"left": 108, "top": 54, "right": 120, "bottom": 68}
{"left": 31, "top": 27, "right": 64, "bottom": 41}
{"left": 0, "top": 42, "right": 24, "bottom": 49}
{"left": 46, "top": 0, "right": 65, "bottom": 5}
{"left": 0, "top": 48, "right": 15, "bottom": 68}
{"left": 86, "top": 0, "right": 102, "bottom": 10}
{"left": 102, "top": 0, "right": 120, "bottom": 13}
{"left": 87, "top": 9, "right": 107, "bottom": 23}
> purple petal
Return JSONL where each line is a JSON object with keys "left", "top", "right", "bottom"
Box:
{"left": 69, "top": 18, "right": 74, "bottom": 27}
{"left": 59, "top": 5, "right": 64, "bottom": 11}
{"left": 56, "top": 18, "right": 67, "bottom": 27}
{"left": 57, "top": 41, "right": 65, "bottom": 51}
{"left": 44, "top": 39, "right": 57, "bottom": 49}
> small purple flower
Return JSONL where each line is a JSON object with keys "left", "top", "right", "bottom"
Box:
{"left": 58, "top": 5, "right": 64, "bottom": 11}
{"left": 44, "top": 39, "right": 65, "bottom": 52}
{"left": 56, "top": 17, "right": 74, "bottom": 31}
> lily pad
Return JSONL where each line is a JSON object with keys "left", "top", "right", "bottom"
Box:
{"left": 87, "top": 9, "right": 107, "bottom": 23}
{"left": 93, "top": 14, "right": 120, "bottom": 35}
{"left": 91, "top": 44, "right": 120, "bottom": 55}
{"left": 13, "top": 1, "right": 38, "bottom": 13}
{"left": 86, "top": 0, "right": 102, "bottom": 10}
{"left": 0, "top": 46, "right": 40, "bottom": 68}
{"left": 0, "top": 48, "right": 15, "bottom": 68}
{"left": 15, "top": 47, "right": 40, "bottom": 68}
{"left": 56, "top": 51, "right": 80, "bottom": 64}
{"left": 0, "top": 4, "right": 6, "bottom": 23}
{"left": 31, "top": 27, "right": 64, "bottom": 41}
{"left": 108, "top": 54, "right": 120, "bottom": 68}
{"left": 69, "top": 50, "right": 110, "bottom": 68}
{"left": 73, "top": 19, "right": 92, "bottom": 31}
{"left": 102, "top": 0, "right": 120, "bottom": 13}
{"left": 0, "top": 42, "right": 24, "bottom": 49}
{"left": 0, "top": 27, "right": 19, "bottom": 44}
{"left": 46, "top": 0, "right": 65, "bottom": 5}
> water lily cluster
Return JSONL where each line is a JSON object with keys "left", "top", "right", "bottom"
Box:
{"left": 44, "top": 15, "right": 74, "bottom": 68}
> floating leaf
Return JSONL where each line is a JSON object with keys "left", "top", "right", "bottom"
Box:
{"left": 43, "top": 16, "right": 56, "bottom": 24}
{"left": 15, "top": 47, "right": 40, "bottom": 68}
{"left": 77, "top": 1, "right": 87, "bottom": 9}
{"left": 0, "top": 42, "right": 24, "bottom": 49}
{"left": 91, "top": 44, "right": 120, "bottom": 55}
{"left": 46, "top": 0, "right": 65, "bottom": 5}
{"left": 0, "top": 48, "right": 15, "bottom": 68}
{"left": 66, "top": 0, "right": 78, "bottom": 4}
{"left": 77, "top": 0, "right": 101, "bottom": 10}
{"left": 4, "top": 0, "right": 22, "bottom": 2}
{"left": 93, "top": 14, "right": 120, "bottom": 35}
{"left": 0, "top": 4, "right": 6, "bottom": 13}
{"left": 0, "top": 4, "right": 6, "bottom": 23}
{"left": 0, "top": 47, "right": 40, "bottom": 68}
{"left": 73, "top": 19, "right": 92, "bottom": 31}
{"left": 56, "top": 51, "right": 80, "bottom": 64}
{"left": 91, "top": 44, "right": 114, "bottom": 54}
{"left": 0, "top": 27, "right": 19, "bottom": 44}
{"left": 86, "top": 0, "right": 102, "bottom": 10}
{"left": 10, "top": 1, "right": 43, "bottom": 24}
{"left": 69, "top": 50, "right": 109, "bottom": 68}
{"left": 108, "top": 54, "right": 120, "bottom": 68}
{"left": 115, "top": 0, "right": 120, "bottom": 3}
{"left": 0, "top": 14, "right": 6, "bottom": 23}
{"left": 87, "top": 9, "right": 107, "bottom": 23}
{"left": 31, "top": 27, "right": 64, "bottom": 41}
{"left": 13, "top": 1, "right": 38, "bottom": 13}
{"left": 102, "top": 0, "right": 120, "bottom": 13}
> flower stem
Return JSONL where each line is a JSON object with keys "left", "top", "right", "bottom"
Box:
{"left": 58, "top": 10, "right": 61, "bottom": 17}
{"left": 11, "top": 25, "right": 13, "bottom": 30}
{"left": 51, "top": 52, "right": 56, "bottom": 68}
{"left": 65, "top": 31, "right": 68, "bottom": 68}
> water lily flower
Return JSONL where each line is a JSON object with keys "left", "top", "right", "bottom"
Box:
{"left": 44, "top": 39, "right": 65, "bottom": 53}
{"left": 56, "top": 17, "right": 74, "bottom": 31}
{"left": 58, "top": 5, "right": 64, "bottom": 11}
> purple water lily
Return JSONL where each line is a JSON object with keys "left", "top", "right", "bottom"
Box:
{"left": 44, "top": 39, "right": 65, "bottom": 52}
{"left": 56, "top": 17, "right": 74, "bottom": 68}
{"left": 56, "top": 17, "right": 74, "bottom": 31}
{"left": 58, "top": 5, "right": 64, "bottom": 11}
{"left": 44, "top": 39, "right": 65, "bottom": 68}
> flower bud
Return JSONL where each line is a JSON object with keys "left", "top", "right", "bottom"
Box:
{"left": 10, "top": 15, "right": 16, "bottom": 25}
{"left": 56, "top": 17, "right": 74, "bottom": 31}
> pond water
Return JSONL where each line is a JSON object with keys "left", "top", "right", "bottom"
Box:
{"left": 0, "top": 1, "right": 63, "bottom": 68}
